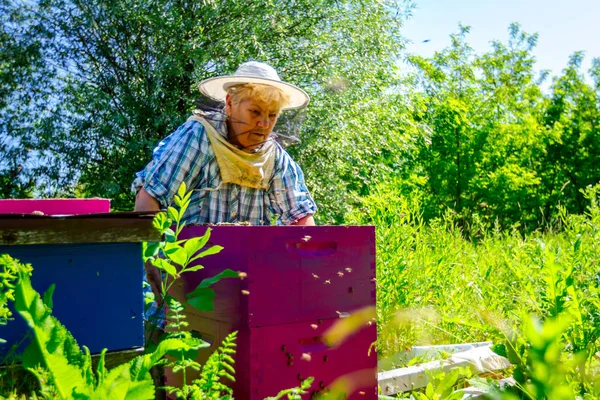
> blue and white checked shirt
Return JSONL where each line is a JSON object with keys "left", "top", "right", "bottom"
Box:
{"left": 132, "top": 112, "right": 317, "bottom": 225}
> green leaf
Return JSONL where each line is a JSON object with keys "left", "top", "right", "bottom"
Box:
{"left": 96, "top": 348, "right": 107, "bottom": 386}
{"left": 167, "top": 207, "right": 179, "bottom": 222}
{"left": 183, "top": 264, "right": 204, "bottom": 273}
{"left": 139, "top": 338, "right": 197, "bottom": 378}
{"left": 152, "top": 212, "right": 170, "bottom": 234}
{"left": 183, "top": 229, "right": 211, "bottom": 260}
{"left": 164, "top": 242, "right": 187, "bottom": 266}
{"left": 91, "top": 362, "right": 154, "bottom": 399}
{"left": 142, "top": 242, "right": 160, "bottom": 261}
{"left": 435, "top": 370, "right": 459, "bottom": 396}
{"left": 195, "top": 269, "right": 239, "bottom": 289}
{"left": 42, "top": 284, "right": 55, "bottom": 310}
{"left": 425, "top": 382, "right": 434, "bottom": 399}
{"left": 164, "top": 335, "right": 210, "bottom": 360}
{"left": 301, "top": 377, "right": 314, "bottom": 390}
{"left": 189, "top": 245, "right": 224, "bottom": 263}
{"left": 174, "top": 194, "right": 182, "bottom": 208}
{"left": 14, "top": 268, "right": 88, "bottom": 398}
{"left": 164, "top": 228, "right": 176, "bottom": 243}
{"left": 186, "top": 288, "right": 216, "bottom": 311}
{"left": 152, "top": 258, "right": 177, "bottom": 277}
{"left": 177, "top": 181, "right": 187, "bottom": 199}
{"left": 181, "top": 190, "right": 193, "bottom": 206}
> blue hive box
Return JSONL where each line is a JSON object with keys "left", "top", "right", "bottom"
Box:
{"left": 0, "top": 213, "right": 160, "bottom": 358}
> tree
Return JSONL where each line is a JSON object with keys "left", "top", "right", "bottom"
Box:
{"left": 2, "top": 0, "right": 412, "bottom": 213}
{"left": 540, "top": 52, "right": 600, "bottom": 219}
{"left": 407, "top": 24, "right": 554, "bottom": 230}
{"left": 0, "top": 0, "right": 51, "bottom": 198}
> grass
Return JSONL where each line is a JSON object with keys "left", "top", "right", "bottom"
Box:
{"left": 348, "top": 183, "right": 600, "bottom": 397}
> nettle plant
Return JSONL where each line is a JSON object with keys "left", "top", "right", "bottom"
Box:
{"left": 142, "top": 182, "right": 241, "bottom": 399}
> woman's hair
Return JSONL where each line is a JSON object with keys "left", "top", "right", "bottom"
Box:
{"left": 226, "top": 83, "right": 290, "bottom": 112}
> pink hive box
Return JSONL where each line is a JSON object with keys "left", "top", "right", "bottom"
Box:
{"left": 0, "top": 199, "right": 110, "bottom": 215}
{"left": 167, "top": 225, "right": 377, "bottom": 399}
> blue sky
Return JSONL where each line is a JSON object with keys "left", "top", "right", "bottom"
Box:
{"left": 402, "top": 0, "right": 600, "bottom": 80}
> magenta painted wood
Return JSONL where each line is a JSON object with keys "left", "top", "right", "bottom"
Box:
{"left": 0, "top": 199, "right": 110, "bottom": 215}
{"left": 250, "top": 319, "right": 377, "bottom": 399}
{"left": 166, "top": 225, "right": 377, "bottom": 399}
{"left": 175, "top": 226, "right": 376, "bottom": 327}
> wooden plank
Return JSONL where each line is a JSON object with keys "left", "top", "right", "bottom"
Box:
{"left": 94, "top": 347, "right": 145, "bottom": 370}
{"left": 0, "top": 198, "right": 110, "bottom": 215}
{"left": 0, "top": 213, "right": 161, "bottom": 246}
{"left": 377, "top": 346, "right": 511, "bottom": 395}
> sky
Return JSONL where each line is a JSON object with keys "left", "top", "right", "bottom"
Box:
{"left": 401, "top": 0, "right": 600, "bottom": 81}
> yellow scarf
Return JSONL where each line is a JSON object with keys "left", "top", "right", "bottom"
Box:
{"left": 187, "top": 114, "right": 276, "bottom": 190}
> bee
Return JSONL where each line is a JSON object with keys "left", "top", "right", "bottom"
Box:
{"left": 238, "top": 271, "right": 247, "bottom": 280}
{"left": 241, "top": 290, "right": 250, "bottom": 295}
{"left": 312, "top": 273, "right": 319, "bottom": 279}
{"left": 302, "top": 235, "right": 312, "bottom": 242}
{"left": 311, "top": 324, "right": 318, "bottom": 329}
{"left": 337, "top": 271, "right": 344, "bottom": 277}
{"left": 301, "top": 353, "right": 312, "bottom": 362}
{"left": 345, "top": 267, "right": 352, "bottom": 273}
{"left": 324, "top": 279, "right": 331, "bottom": 285}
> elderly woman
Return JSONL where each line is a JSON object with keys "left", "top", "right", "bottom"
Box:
{"left": 133, "top": 62, "right": 317, "bottom": 314}
{"left": 132, "top": 61, "right": 316, "bottom": 226}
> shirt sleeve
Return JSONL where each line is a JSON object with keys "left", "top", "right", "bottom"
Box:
{"left": 134, "top": 121, "right": 207, "bottom": 208}
{"left": 269, "top": 148, "right": 318, "bottom": 225}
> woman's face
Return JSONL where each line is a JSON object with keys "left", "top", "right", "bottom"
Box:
{"left": 225, "top": 95, "right": 279, "bottom": 152}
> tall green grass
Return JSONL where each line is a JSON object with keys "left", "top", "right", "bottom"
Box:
{"left": 347, "top": 181, "right": 600, "bottom": 364}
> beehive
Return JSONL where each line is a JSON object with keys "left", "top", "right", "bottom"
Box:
{"left": 167, "top": 225, "right": 377, "bottom": 399}
{"left": 0, "top": 200, "right": 158, "bottom": 358}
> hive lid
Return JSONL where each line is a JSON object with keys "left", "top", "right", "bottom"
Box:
{"left": 0, "top": 212, "right": 162, "bottom": 246}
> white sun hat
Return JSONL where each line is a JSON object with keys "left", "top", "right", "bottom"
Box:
{"left": 198, "top": 61, "right": 310, "bottom": 110}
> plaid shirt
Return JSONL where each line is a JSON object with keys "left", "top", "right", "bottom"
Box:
{"left": 132, "top": 112, "right": 317, "bottom": 225}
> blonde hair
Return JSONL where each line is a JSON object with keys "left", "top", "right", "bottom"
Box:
{"left": 226, "top": 83, "right": 290, "bottom": 112}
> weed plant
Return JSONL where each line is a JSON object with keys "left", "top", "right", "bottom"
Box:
{"left": 348, "top": 181, "right": 600, "bottom": 397}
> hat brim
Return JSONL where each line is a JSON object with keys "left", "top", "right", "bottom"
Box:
{"left": 198, "top": 75, "right": 310, "bottom": 110}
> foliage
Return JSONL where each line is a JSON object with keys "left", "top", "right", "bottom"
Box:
{"left": 142, "top": 181, "right": 237, "bottom": 314}
{"left": 399, "top": 368, "right": 470, "bottom": 400}
{"left": 349, "top": 183, "right": 600, "bottom": 397}
{"left": 141, "top": 182, "right": 241, "bottom": 398}
{"left": 0, "top": 0, "right": 411, "bottom": 213}
{"left": 540, "top": 52, "right": 600, "bottom": 220}
{"left": 0, "top": 255, "right": 32, "bottom": 340}
{"left": 0, "top": 0, "right": 49, "bottom": 199}
{"left": 489, "top": 315, "right": 591, "bottom": 400}
{"left": 188, "top": 331, "right": 237, "bottom": 399}
{"left": 404, "top": 24, "right": 548, "bottom": 230}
